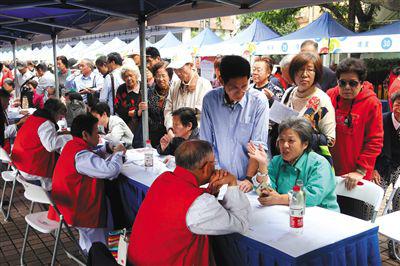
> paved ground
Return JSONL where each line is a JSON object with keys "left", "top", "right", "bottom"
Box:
{"left": 0, "top": 182, "right": 399, "bottom": 265}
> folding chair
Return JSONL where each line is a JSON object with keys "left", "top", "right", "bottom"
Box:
{"left": 0, "top": 146, "right": 18, "bottom": 221}
{"left": 376, "top": 175, "right": 400, "bottom": 261}
{"left": 16, "top": 175, "right": 87, "bottom": 266}
{"left": 335, "top": 176, "right": 385, "bottom": 222}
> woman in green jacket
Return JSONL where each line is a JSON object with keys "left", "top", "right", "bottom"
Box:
{"left": 248, "top": 117, "right": 339, "bottom": 212}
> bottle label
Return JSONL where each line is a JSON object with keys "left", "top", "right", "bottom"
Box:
{"left": 144, "top": 154, "right": 153, "bottom": 167}
{"left": 290, "top": 216, "right": 303, "bottom": 228}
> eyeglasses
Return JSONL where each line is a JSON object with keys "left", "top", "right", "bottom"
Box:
{"left": 296, "top": 68, "right": 315, "bottom": 75}
{"left": 338, "top": 79, "right": 360, "bottom": 88}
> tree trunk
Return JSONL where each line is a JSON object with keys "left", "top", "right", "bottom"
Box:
{"left": 348, "top": 0, "right": 356, "bottom": 31}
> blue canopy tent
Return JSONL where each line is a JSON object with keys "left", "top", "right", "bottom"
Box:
{"left": 199, "top": 19, "right": 279, "bottom": 56}
{"left": 184, "top": 28, "right": 222, "bottom": 48}
{"left": 330, "top": 20, "right": 400, "bottom": 54}
{"left": 0, "top": 0, "right": 337, "bottom": 156}
{"left": 256, "top": 12, "right": 355, "bottom": 55}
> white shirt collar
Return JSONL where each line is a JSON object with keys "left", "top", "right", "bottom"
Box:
{"left": 392, "top": 112, "right": 400, "bottom": 130}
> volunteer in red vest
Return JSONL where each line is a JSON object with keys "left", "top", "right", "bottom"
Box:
{"left": 48, "top": 114, "right": 126, "bottom": 254}
{"left": 128, "top": 140, "right": 251, "bottom": 266}
{"left": 11, "top": 98, "right": 71, "bottom": 190}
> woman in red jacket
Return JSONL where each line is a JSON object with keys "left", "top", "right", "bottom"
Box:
{"left": 327, "top": 58, "right": 383, "bottom": 219}
{"left": 0, "top": 63, "right": 13, "bottom": 88}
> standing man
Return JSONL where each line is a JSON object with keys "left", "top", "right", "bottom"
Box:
{"left": 100, "top": 52, "right": 124, "bottom": 114}
{"left": 35, "top": 63, "right": 55, "bottom": 96}
{"left": 200, "top": 55, "right": 269, "bottom": 192}
{"left": 300, "top": 40, "right": 337, "bottom": 92}
{"left": 14, "top": 61, "right": 34, "bottom": 97}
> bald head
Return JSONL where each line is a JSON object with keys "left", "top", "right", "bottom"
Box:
{"left": 175, "top": 140, "right": 213, "bottom": 170}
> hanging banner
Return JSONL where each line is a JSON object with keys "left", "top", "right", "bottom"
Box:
{"left": 255, "top": 38, "right": 329, "bottom": 55}
{"left": 330, "top": 34, "right": 400, "bottom": 53}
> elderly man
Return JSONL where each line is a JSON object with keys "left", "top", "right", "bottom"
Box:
{"left": 200, "top": 55, "right": 269, "bottom": 192}
{"left": 91, "top": 102, "right": 133, "bottom": 148}
{"left": 11, "top": 99, "right": 72, "bottom": 190}
{"left": 100, "top": 52, "right": 124, "bottom": 114}
{"left": 14, "top": 61, "right": 35, "bottom": 97}
{"left": 129, "top": 140, "right": 250, "bottom": 265}
{"left": 35, "top": 63, "right": 55, "bottom": 96}
{"left": 48, "top": 114, "right": 126, "bottom": 254}
{"left": 300, "top": 40, "right": 337, "bottom": 92}
{"left": 164, "top": 53, "right": 212, "bottom": 135}
{"left": 279, "top": 54, "right": 296, "bottom": 89}
{"left": 67, "top": 58, "right": 104, "bottom": 106}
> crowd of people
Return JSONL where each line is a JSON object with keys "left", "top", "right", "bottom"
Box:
{"left": 1, "top": 38, "right": 400, "bottom": 264}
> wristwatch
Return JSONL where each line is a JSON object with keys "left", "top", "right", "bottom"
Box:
{"left": 245, "top": 176, "right": 254, "bottom": 184}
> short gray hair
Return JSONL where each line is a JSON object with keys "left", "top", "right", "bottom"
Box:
{"left": 278, "top": 117, "right": 313, "bottom": 152}
{"left": 279, "top": 54, "right": 295, "bottom": 68}
{"left": 80, "top": 59, "right": 95, "bottom": 70}
{"left": 175, "top": 140, "right": 213, "bottom": 170}
{"left": 120, "top": 64, "right": 141, "bottom": 81}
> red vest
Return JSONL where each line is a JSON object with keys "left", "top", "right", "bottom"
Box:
{"left": 47, "top": 137, "right": 106, "bottom": 228}
{"left": 11, "top": 115, "right": 56, "bottom": 178}
{"left": 128, "top": 166, "right": 210, "bottom": 266}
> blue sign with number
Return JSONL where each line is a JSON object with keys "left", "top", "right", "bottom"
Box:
{"left": 281, "top": 42, "right": 288, "bottom": 53}
{"left": 381, "top": 37, "right": 392, "bottom": 50}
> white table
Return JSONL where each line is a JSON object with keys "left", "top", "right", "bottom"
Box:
{"left": 376, "top": 211, "right": 400, "bottom": 242}
{"left": 119, "top": 151, "right": 381, "bottom": 265}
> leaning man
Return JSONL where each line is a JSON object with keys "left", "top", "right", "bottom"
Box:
{"left": 48, "top": 114, "right": 126, "bottom": 254}
{"left": 200, "top": 55, "right": 269, "bottom": 192}
{"left": 128, "top": 140, "right": 250, "bottom": 265}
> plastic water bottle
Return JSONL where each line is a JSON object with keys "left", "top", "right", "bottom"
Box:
{"left": 289, "top": 185, "right": 305, "bottom": 234}
{"left": 296, "top": 179, "right": 306, "bottom": 214}
{"left": 144, "top": 140, "right": 154, "bottom": 169}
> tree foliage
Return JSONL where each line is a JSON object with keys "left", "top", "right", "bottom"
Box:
{"left": 238, "top": 8, "right": 301, "bottom": 35}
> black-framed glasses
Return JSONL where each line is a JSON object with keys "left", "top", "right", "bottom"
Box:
{"left": 338, "top": 79, "right": 360, "bottom": 88}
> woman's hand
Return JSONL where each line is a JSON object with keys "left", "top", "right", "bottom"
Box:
{"left": 258, "top": 189, "right": 288, "bottom": 206}
{"left": 343, "top": 172, "right": 364, "bottom": 191}
{"left": 371, "top": 170, "right": 382, "bottom": 186}
{"left": 160, "top": 134, "right": 172, "bottom": 151}
{"left": 247, "top": 142, "right": 268, "bottom": 165}
{"left": 138, "top": 102, "right": 148, "bottom": 117}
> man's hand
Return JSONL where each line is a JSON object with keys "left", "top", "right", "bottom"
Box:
{"left": 128, "top": 110, "right": 135, "bottom": 117}
{"left": 372, "top": 170, "right": 382, "bottom": 186}
{"left": 160, "top": 134, "right": 172, "bottom": 151}
{"left": 16, "top": 115, "right": 28, "bottom": 127}
{"left": 263, "top": 88, "right": 274, "bottom": 100}
{"left": 343, "top": 172, "right": 364, "bottom": 191}
{"left": 138, "top": 102, "right": 148, "bottom": 117}
{"left": 209, "top": 170, "right": 237, "bottom": 193}
{"left": 79, "top": 88, "right": 89, "bottom": 94}
{"left": 113, "top": 143, "right": 126, "bottom": 155}
{"left": 238, "top": 179, "right": 253, "bottom": 193}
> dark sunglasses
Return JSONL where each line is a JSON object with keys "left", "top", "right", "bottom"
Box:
{"left": 338, "top": 79, "right": 360, "bottom": 88}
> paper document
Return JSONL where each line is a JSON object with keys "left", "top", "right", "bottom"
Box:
{"left": 269, "top": 100, "right": 299, "bottom": 124}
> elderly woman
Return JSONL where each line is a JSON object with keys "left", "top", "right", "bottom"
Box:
{"left": 281, "top": 52, "right": 336, "bottom": 163}
{"left": 249, "top": 117, "right": 339, "bottom": 211}
{"left": 115, "top": 65, "right": 147, "bottom": 148}
{"left": 327, "top": 58, "right": 383, "bottom": 219}
{"left": 147, "top": 62, "right": 172, "bottom": 147}
{"left": 251, "top": 56, "right": 284, "bottom": 102}
{"left": 157, "top": 107, "right": 199, "bottom": 156}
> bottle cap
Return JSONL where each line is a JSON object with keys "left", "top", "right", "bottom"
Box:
{"left": 293, "top": 185, "right": 300, "bottom": 192}
{"left": 146, "top": 139, "right": 151, "bottom": 144}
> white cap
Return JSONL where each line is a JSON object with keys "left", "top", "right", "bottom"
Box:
{"left": 168, "top": 53, "right": 193, "bottom": 69}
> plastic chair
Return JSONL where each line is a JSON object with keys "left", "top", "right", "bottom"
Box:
{"left": 0, "top": 147, "right": 18, "bottom": 221}
{"left": 376, "top": 175, "right": 400, "bottom": 261}
{"left": 335, "top": 175, "right": 384, "bottom": 222}
{"left": 16, "top": 175, "right": 87, "bottom": 266}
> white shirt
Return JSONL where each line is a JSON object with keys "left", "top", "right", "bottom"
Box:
{"left": 392, "top": 112, "right": 400, "bottom": 130}
{"left": 104, "top": 115, "right": 134, "bottom": 148}
{"left": 37, "top": 71, "right": 55, "bottom": 95}
{"left": 164, "top": 76, "right": 212, "bottom": 130}
{"left": 100, "top": 67, "right": 124, "bottom": 114}
{"left": 75, "top": 145, "right": 124, "bottom": 180}
{"left": 19, "top": 120, "right": 72, "bottom": 190}
{"left": 186, "top": 186, "right": 251, "bottom": 235}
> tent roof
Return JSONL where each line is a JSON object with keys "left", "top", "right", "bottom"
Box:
{"left": 153, "top": 32, "right": 181, "bottom": 49}
{"left": 184, "top": 28, "right": 222, "bottom": 48}
{"left": 273, "top": 12, "right": 355, "bottom": 41}
{"left": 0, "top": 0, "right": 336, "bottom": 46}
{"left": 225, "top": 19, "right": 279, "bottom": 44}
{"left": 359, "top": 21, "right": 400, "bottom": 36}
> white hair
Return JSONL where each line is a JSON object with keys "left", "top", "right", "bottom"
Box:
{"left": 120, "top": 64, "right": 141, "bottom": 81}
{"left": 279, "top": 54, "right": 296, "bottom": 68}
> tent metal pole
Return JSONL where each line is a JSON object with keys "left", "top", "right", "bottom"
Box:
{"left": 139, "top": 0, "right": 148, "bottom": 146}
{"left": 52, "top": 33, "right": 60, "bottom": 98}
{"left": 12, "top": 41, "right": 17, "bottom": 97}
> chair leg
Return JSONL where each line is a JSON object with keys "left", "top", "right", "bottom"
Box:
{"left": 50, "top": 222, "right": 63, "bottom": 266}
{"left": 4, "top": 179, "right": 16, "bottom": 221}
{"left": 0, "top": 180, "right": 7, "bottom": 215}
{"left": 20, "top": 223, "right": 30, "bottom": 266}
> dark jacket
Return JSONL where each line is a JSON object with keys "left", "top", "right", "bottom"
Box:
{"left": 157, "top": 128, "right": 199, "bottom": 156}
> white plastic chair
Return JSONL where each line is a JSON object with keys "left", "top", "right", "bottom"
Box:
{"left": 16, "top": 175, "right": 87, "bottom": 266}
{"left": 376, "top": 175, "right": 400, "bottom": 261}
{"left": 335, "top": 175, "right": 384, "bottom": 222}
{"left": 0, "top": 147, "right": 18, "bottom": 221}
